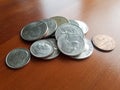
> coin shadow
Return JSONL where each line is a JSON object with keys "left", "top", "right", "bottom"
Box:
{"left": 20, "top": 37, "right": 35, "bottom": 45}
{"left": 30, "top": 55, "right": 54, "bottom": 63}
{"left": 58, "top": 54, "right": 87, "bottom": 63}
{"left": 4, "top": 62, "right": 26, "bottom": 71}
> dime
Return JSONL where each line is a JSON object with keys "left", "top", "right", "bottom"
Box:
{"left": 42, "top": 18, "right": 57, "bottom": 37}
{"left": 69, "top": 20, "right": 89, "bottom": 34}
{"left": 92, "top": 34, "right": 116, "bottom": 51}
{"left": 44, "top": 38, "right": 60, "bottom": 60}
{"left": 55, "top": 23, "right": 84, "bottom": 39}
{"left": 20, "top": 21, "right": 48, "bottom": 41}
{"left": 51, "top": 16, "right": 69, "bottom": 26}
{"left": 73, "top": 39, "right": 93, "bottom": 59}
{"left": 30, "top": 40, "right": 54, "bottom": 58}
{"left": 5, "top": 48, "right": 31, "bottom": 69}
{"left": 57, "top": 34, "right": 85, "bottom": 56}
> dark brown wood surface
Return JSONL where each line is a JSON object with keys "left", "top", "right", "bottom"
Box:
{"left": 0, "top": 0, "right": 120, "bottom": 90}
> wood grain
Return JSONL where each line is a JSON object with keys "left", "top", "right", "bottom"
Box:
{"left": 0, "top": 0, "right": 120, "bottom": 90}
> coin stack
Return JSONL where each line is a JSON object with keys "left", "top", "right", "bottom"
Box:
{"left": 5, "top": 16, "right": 94, "bottom": 69}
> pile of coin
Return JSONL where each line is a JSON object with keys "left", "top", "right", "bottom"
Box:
{"left": 5, "top": 16, "right": 94, "bottom": 69}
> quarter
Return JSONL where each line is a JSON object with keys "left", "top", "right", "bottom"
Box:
{"left": 73, "top": 39, "right": 93, "bottom": 59}
{"left": 57, "top": 34, "right": 85, "bottom": 56}
{"left": 20, "top": 21, "right": 48, "bottom": 41}
{"left": 55, "top": 23, "right": 84, "bottom": 39}
{"left": 69, "top": 20, "right": 89, "bottom": 34}
{"left": 44, "top": 38, "right": 60, "bottom": 60}
{"left": 42, "top": 18, "right": 57, "bottom": 37}
{"left": 5, "top": 48, "right": 31, "bottom": 69}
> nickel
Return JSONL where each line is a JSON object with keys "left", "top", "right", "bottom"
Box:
{"left": 92, "top": 34, "right": 115, "bottom": 51}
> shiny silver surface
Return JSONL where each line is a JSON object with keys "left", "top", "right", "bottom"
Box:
{"left": 42, "top": 18, "right": 57, "bottom": 37}
{"left": 73, "top": 39, "right": 93, "bottom": 59}
{"left": 55, "top": 23, "right": 84, "bottom": 39}
{"left": 30, "top": 40, "right": 54, "bottom": 58}
{"left": 75, "top": 20, "right": 89, "bottom": 34}
{"left": 44, "top": 38, "right": 60, "bottom": 60}
{"left": 57, "top": 34, "right": 85, "bottom": 56}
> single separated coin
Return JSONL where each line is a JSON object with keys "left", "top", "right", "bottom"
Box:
{"left": 5, "top": 48, "right": 31, "bottom": 69}
{"left": 55, "top": 23, "right": 84, "bottom": 39}
{"left": 69, "top": 20, "right": 89, "bottom": 34}
{"left": 92, "top": 34, "right": 116, "bottom": 51}
{"left": 73, "top": 39, "right": 93, "bottom": 59}
{"left": 57, "top": 34, "right": 85, "bottom": 56}
{"left": 44, "top": 38, "right": 60, "bottom": 60}
{"left": 20, "top": 21, "right": 48, "bottom": 41}
{"left": 42, "top": 18, "right": 57, "bottom": 37}
{"left": 51, "top": 16, "right": 69, "bottom": 26}
{"left": 30, "top": 40, "right": 54, "bottom": 58}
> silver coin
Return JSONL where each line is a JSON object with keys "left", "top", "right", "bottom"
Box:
{"left": 20, "top": 21, "right": 48, "bottom": 41}
{"left": 55, "top": 23, "right": 84, "bottom": 39}
{"left": 44, "top": 38, "right": 60, "bottom": 60}
{"left": 51, "top": 16, "right": 69, "bottom": 26}
{"left": 57, "top": 34, "right": 85, "bottom": 56}
{"left": 72, "top": 39, "right": 93, "bottom": 59}
{"left": 75, "top": 20, "right": 89, "bottom": 34}
{"left": 5, "top": 48, "right": 31, "bottom": 69}
{"left": 69, "top": 19, "right": 79, "bottom": 26}
{"left": 42, "top": 18, "right": 57, "bottom": 37}
{"left": 30, "top": 40, "right": 54, "bottom": 58}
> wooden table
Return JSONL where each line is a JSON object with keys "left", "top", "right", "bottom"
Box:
{"left": 0, "top": 0, "right": 120, "bottom": 90}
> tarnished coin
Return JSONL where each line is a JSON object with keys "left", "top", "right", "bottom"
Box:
{"left": 73, "top": 39, "right": 93, "bottom": 59}
{"left": 69, "top": 20, "right": 89, "bottom": 34}
{"left": 30, "top": 40, "right": 54, "bottom": 58}
{"left": 20, "top": 21, "right": 48, "bottom": 41}
{"left": 51, "top": 16, "right": 69, "bottom": 26}
{"left": 92, "top": 34, "right": 116, "bottom": 51}
{"left": 5, "top": 48, "right": 31, "bottom": 69}
{"left": 55, "top": 23, "right": 84, "bottom": 39}
{"left": 44, "top": 38, "right": 60, "bottom": 60}
{"left": 42, "top": 18, "right": 57, "bottom": 37}
{"left": 57, "top": 34, "right": 85, "bottom": 56}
